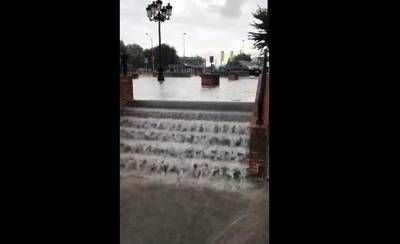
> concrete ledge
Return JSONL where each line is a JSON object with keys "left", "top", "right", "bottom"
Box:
{"left": 125, "top": 100, "right": 254, "bottom": 112}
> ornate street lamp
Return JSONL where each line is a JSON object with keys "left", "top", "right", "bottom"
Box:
{"left": 146, "top": 1, "right": 173, "bottom": 83}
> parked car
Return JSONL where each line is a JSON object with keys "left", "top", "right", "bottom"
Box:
{"left": 218, "top": 65, "right": 226, "bottom": 73}
{"left": 225, "top": 61, "right": 261, "bottom": 76}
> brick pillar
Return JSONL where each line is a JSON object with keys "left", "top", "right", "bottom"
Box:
{"left": 132, "top": 73, "right": 139, "bottom": 79}
{"left": 120, "top": 76, "right": 134, "bottom": 106}
{"left": 249, "top": 74, "right": 269, "bottom": 178}
{"left": 248, "top": 125, "right": 268, "bottom": 177}
{"left": 201, "top": 74, "right": 220, "bottom": 86}
{"left": 227, "top": 72, "right": 239, "bottom": 80}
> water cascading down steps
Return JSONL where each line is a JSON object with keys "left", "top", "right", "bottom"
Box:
{"left": 120, "top": 105, "right": 254, "bottom": 190}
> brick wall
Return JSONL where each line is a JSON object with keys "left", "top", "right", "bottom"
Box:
{"left": 120, "top": 76, "right": 134, "bottom": 106}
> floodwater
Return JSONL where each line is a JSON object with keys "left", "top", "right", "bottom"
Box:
{"left": 121, "top": 75, "right": 268, "bottom": 244}
{"left": 120, "top": 177, "right": 268, "bottom": 244}
{"left": 132, "top": 75, "right": 259, "bottom": 102}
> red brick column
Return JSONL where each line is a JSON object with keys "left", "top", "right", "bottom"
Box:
{"left": 249, "top": 74, "right": 269, "bottom": 178}
{"left": 132, "top": 73, "right": 139, "bottom": 79}
{"left": 201, "top": 74, "right": 220, "bottom": 86}
{"left": 120, "top": 76, "right": 134, "bottom": 106}
{"left": 227, "top": 72, "right": 239, "bottom": 80}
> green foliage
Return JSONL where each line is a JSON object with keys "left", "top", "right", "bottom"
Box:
{"left": 248, "top": 6, "right": 269, "bottom": 52}
{"left": 143, "top": 49, "right": 153, "bottom": 60}
{"left": 180, "top": 55, "right": 205, "bottom": 66}
{"left": 120, "top": 40, "right": 127, "bottom": 54}
{"left": 120, "top": 41, "right": 178, "bottom": 70}
{"left": 126, "top": 44, "right": 145, "bottom": 69}
{"left": 232, "top": 53, "right": 252, "bottom": 62}
{"left": 144, "top": 44, "right": 179, "bottom": 69}
{"left": 191, "top": 56, "right": 205, "bottom": 65}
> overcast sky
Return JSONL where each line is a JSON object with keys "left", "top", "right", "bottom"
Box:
{"left": 120, "top": 0, "right": 267, "bottom": 65}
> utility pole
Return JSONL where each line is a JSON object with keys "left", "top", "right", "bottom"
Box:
{"left": 183, "top": 32, "right": 186, "bottom": 57}
{"left": 145, "top": 33, "right": 154, "bottom": 72}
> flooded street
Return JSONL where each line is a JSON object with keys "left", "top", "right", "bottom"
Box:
{"left": 120, "top": 177, "right": 267, "bottom": 244}
{"left": 121, "top": 76, "right": 267, "bottom": 243}
{"left": 132, "top": 75, "right": 259, "bottom": 102}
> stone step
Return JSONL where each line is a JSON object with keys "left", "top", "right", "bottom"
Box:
{"left": 120, "top": 139, "right": 249, "bottom": 164}
{"left": 120, "top": 153, "right": 249, "bottom": 180}
{"left": 120, "top": 127, "right": 250, "bottom": 148}
{"left": 121, "top": 107, "right": 252, "bottom": 122}
{"left": 120, "top": 117, "right": 250, "bottom": 136}
{"left": 120, "top": 103, "right": 255, "bottom": 182}
{"left": 120, "top": 153, "right": 248, "bottom": 171}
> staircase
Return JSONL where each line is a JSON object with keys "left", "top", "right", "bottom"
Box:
{"left": 120, "top": 101, "right": 254, "bottom": 190}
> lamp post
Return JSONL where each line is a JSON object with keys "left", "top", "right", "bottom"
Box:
{"left": 183, "top": 32, "right": 186, "bottom": 57}
{"left": 145, "top": 33, "right": 155, "bottom": 72}
{"left": 146, "top": 0, "right": 173, "bottom": 83}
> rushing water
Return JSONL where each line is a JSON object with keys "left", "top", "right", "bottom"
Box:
{"left": 120, "top": 87, "right": 268, "bottom": 244}
{"left": 120, "top": 107, "right": 256, "bottom": 191}
{"left": 132, "top": 75, "right": 259, "bottom": 102}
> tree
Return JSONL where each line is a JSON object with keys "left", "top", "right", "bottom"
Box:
{"left": 120, "top": 40, "right": 127, "bottom": 54}
{"left": 143, "top": 49, "right": 154, "bottom": 70}
{"left": 232, "top": 53, "right": 252, "bottom": 62}
{"left": 125, "top": 44, "right": 145, "bottom": 69}
{"left": 180, "top": 55, "right": 205, "bottom": 66}
{"left": 248, "top": 6, "right": 269, "bottom": 52}
{"left": 190, "top": 56, "right": 205, "bottom": 66}
{"left": 143, "top": 49, "right": 153, "bottom": 62}
{"left": 144, "top": 44, "right": 179, "bottom": 69}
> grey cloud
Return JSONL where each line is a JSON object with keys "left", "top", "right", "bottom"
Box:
{"left": 121, "top": 0, "right": 266, "bottom": 59}
{"left": 207, "top": 0, "right": 245, "bottom": 18}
